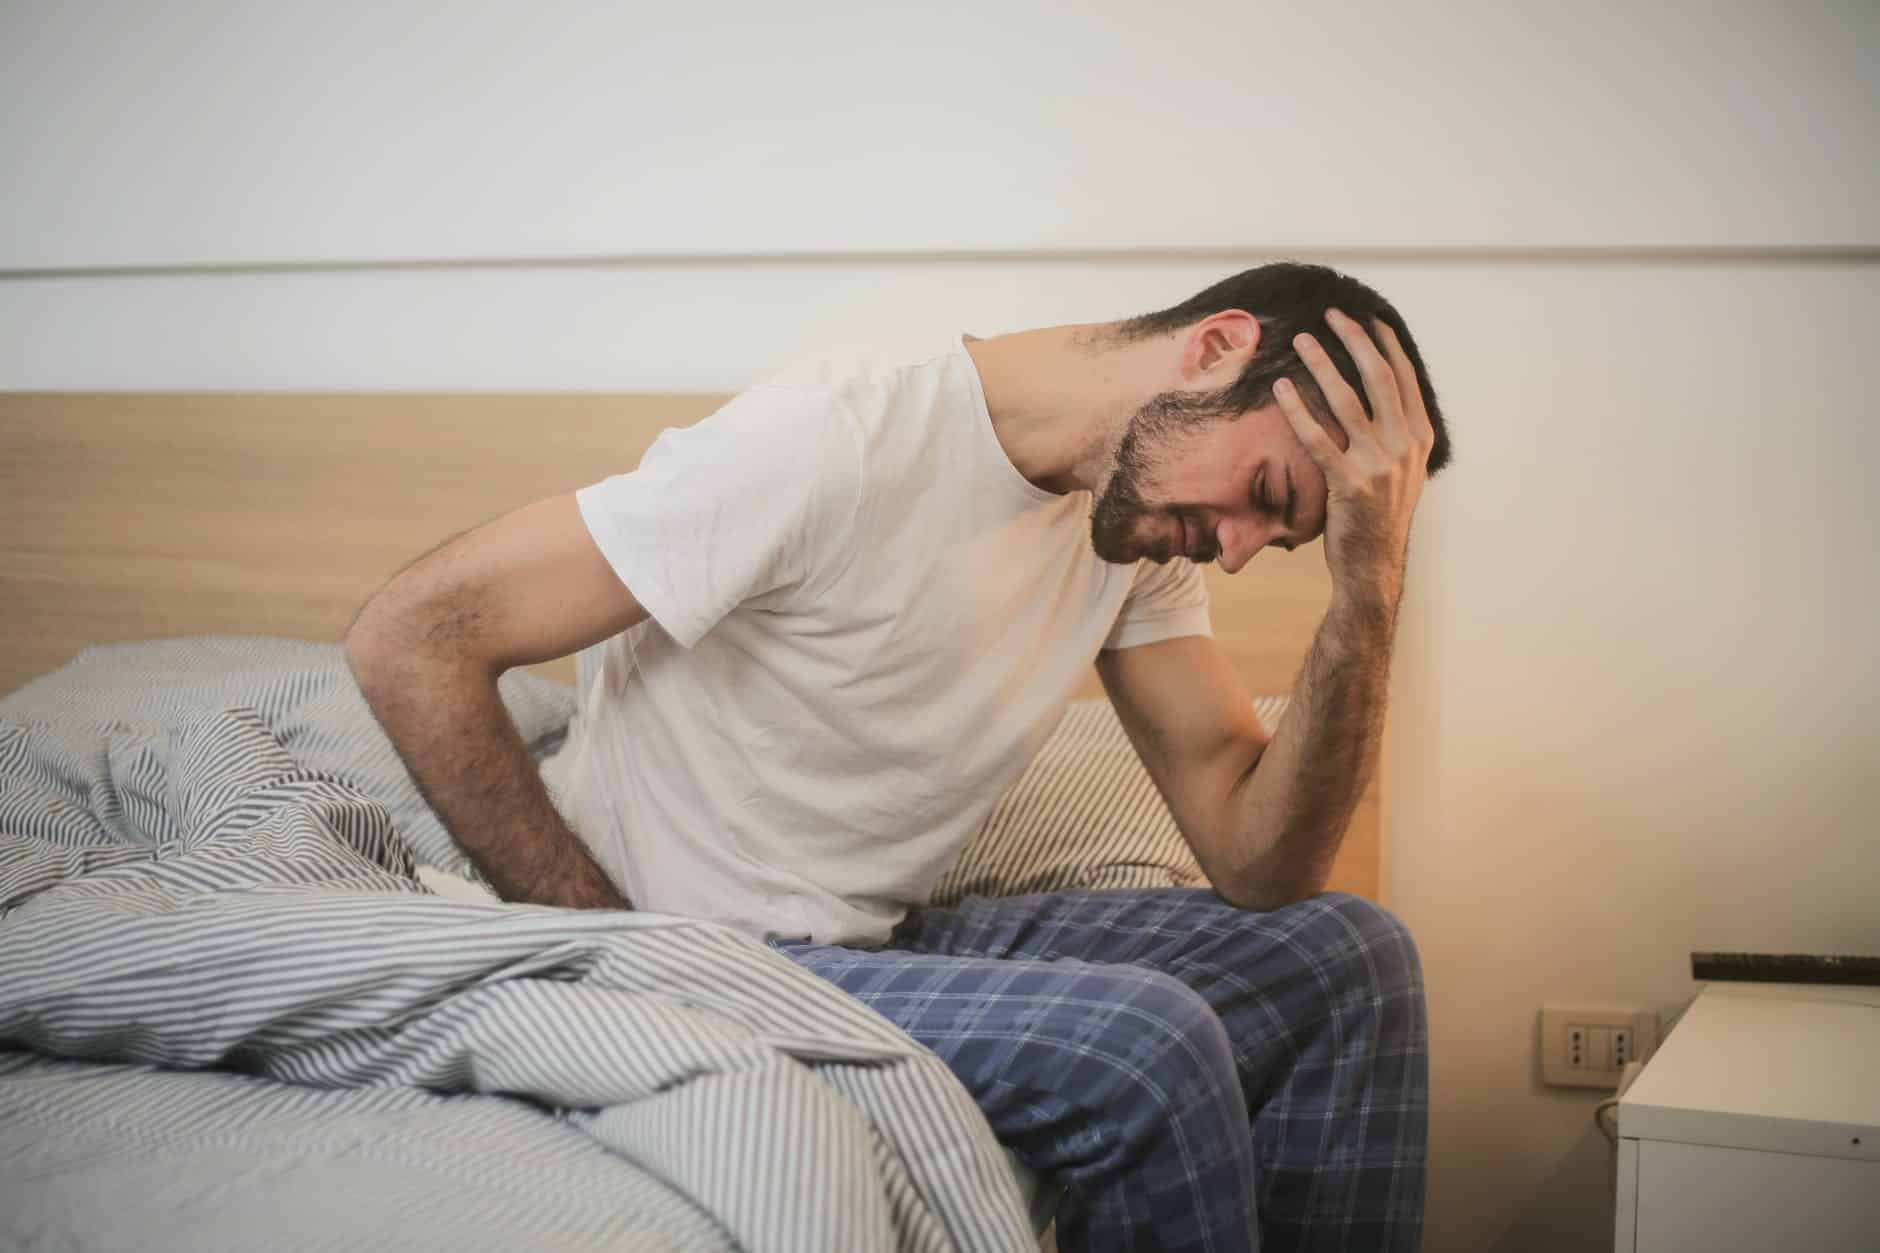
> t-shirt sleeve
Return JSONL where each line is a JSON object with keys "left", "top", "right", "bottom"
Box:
{"left": 1102, "top": 556, "right": 1213, "bottom": 651}
{"left": 573, "top": 386, "right": 862, "bottom": 648}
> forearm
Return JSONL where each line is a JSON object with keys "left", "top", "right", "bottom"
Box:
{"left": 1224, "top": 588, "right": 1398, "bottom": 909}
{"left": 347, "top": 644, "right": 631, "bottom": 911}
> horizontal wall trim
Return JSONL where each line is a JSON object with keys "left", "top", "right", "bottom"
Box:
{"left": 5, "top": 244, "right": 1877, "bottom": 282}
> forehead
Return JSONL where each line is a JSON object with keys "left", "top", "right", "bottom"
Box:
{"left": 1170, "top": 406, "right": 1331, "bottom": 537}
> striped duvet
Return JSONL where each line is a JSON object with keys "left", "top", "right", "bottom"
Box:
{"left": 0, "top": 638, "right": 1036, "bottom": 1252}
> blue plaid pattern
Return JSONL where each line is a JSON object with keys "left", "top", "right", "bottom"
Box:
{"left": 770, "top": 888, "right": 1428, "bottom": 1253}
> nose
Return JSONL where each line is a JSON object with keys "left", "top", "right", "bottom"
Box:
{"left": 1215, "top": 516, "right": 1271, "bottom": 575}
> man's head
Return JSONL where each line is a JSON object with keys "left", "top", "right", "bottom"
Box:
{"left": 1088, "top": 262, "right": 1450, "bottom": 570}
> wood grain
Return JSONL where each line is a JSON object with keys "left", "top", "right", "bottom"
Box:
{"left": 1, "top": 392, "right": 1380, "bottom": 901}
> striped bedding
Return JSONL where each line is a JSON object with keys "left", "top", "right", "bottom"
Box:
{"left": 0, "top": 638, "right": 1037, "bottom": 1253}
{"left": 933, "top": 693, "right": 1289, "bottom": 905}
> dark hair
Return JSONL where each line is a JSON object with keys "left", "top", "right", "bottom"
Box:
{"left": 1115, "top": 261, "right": 1451, "bottom": 475}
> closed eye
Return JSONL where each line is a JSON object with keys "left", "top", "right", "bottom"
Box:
{"left": 1253, "top": 464, "right": 1301, "bottom": 552}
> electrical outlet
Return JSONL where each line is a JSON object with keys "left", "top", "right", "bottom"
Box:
{"left": 1540, "top": 1006, "right": 1658, "bottom": 1089}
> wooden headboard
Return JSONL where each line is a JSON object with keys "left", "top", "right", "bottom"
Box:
{"left": 0, "top": 393, "right": 1384, "bottom": 901}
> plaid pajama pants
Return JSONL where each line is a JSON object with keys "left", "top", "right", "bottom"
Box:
{"left": 768, "top": 888, "right": 1428, "bottom": 1253}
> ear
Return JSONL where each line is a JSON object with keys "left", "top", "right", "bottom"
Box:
{"left": 1181, "top": 310, "right": 1261, "bottom": 385}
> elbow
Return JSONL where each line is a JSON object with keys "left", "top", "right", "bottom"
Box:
{"left": 1215, "top": 861, "right": 1328, "bottom": 914}
{"left": 342, "top": 608, "right": 373, "bottom": 664}
{"left": 343, "top": 587, "right": 501, "bottom": 689}
{"left": 343, "top": 589, "right": 431, "bottom": 692}
{"left": 1219, "top": 883, "right": 1325, "bottom": 915}
{"left": 343, "top": 604, "right": 395, "bottom": 699}
{"left": 343, "top": 589, "right": 396, "bottom": 674}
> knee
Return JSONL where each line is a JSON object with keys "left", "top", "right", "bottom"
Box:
{"left": 1286, "top": 892, "right": 1426, "bottom": 1006}
{"left": 1000, "top": 970, "right": 1245, "bottom": 1177}
{"left": 1084, "top": 967, "right": 1240, "bottom": 1105}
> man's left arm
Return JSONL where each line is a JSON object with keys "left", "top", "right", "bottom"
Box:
{"left": 1098, "top": 309, "right": 1436, "bottom": 910}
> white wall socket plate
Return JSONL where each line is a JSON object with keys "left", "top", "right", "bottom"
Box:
{"left": 1540, "top": 1005, "right": 1659, "bottom": 1090}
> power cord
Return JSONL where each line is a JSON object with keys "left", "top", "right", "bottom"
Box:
{"left": 1594, "top": 1061, "right": 1644, "bottom": 1146}
{"left": 1594, "top": 992, "right": 1702, "bottom": 1147}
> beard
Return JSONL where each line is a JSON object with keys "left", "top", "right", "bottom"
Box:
{"left": 1089, "top": 387, "right": 1232, "bottom": 564}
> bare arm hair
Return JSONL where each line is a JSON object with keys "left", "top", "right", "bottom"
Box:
{"left": 1219, "top": 589, "right": 1395, "bottom": 907}
{"left": 1095, "top": 586, "right": 1397, "bottom": 911}
{"left": 344, "top": 492, "right": 648, "bottom": 909}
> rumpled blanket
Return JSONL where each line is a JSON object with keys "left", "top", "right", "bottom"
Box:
{"left": 0, "top": 638, "right": 1035, "bottom": 1252}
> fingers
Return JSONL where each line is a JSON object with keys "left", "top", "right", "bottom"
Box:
{"left": 1271, "top": 377, "right": 1343, "bottom": 472}
{"left": 1289, "top": 323, "right": 1370, "bottom": 449}
{"left": 1370, "top": 319, "right": 1438, "bottom": 455}
{"left": 1324, "top": 308, "right": 1411, "bottom": 450}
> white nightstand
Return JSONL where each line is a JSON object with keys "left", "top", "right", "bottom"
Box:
{"left": 1614, "top": 982, "right": 1880, "bottom": 1252}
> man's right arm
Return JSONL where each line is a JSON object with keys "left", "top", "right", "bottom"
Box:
{"left": 344, "top": 492, "right": 649, "bottom": 910}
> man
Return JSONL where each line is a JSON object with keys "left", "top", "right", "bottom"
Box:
{"left": 346, "top": 260, "right": 1450, "bottom": 1252}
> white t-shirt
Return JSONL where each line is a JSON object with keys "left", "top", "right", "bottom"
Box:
{"left": 540, "top": 334, "right": 1211, "bottom": 947}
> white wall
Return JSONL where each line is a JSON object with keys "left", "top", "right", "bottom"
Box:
{"left": 4, "top": 0, "right": 1876, "bottom": 268}
{"left": 1379, "top": 257, "right": 1879, "bottom": 1250}
{"left": 5, "top": 4, "right": 1878, "bottom": 1251}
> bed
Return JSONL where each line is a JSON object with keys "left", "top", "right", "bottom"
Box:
{"left": 0, "top": 392, "right": 1389, "bottom": 1250}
